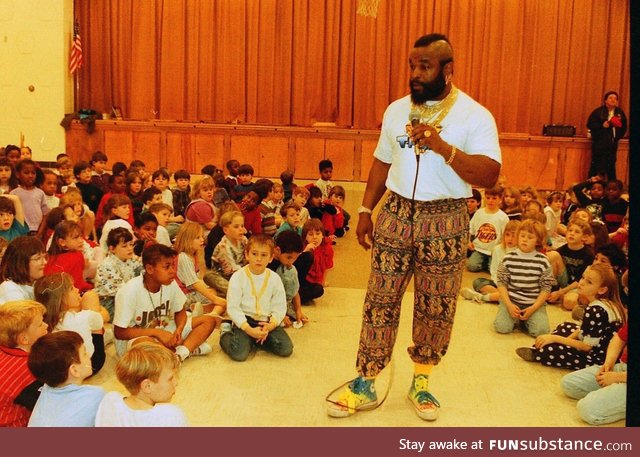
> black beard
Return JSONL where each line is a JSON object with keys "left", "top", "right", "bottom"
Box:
{"left": 410, "top": 70, "right": 447, "bottom": 104}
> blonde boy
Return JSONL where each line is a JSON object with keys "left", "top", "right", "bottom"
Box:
{"left": 221, "top": 234, "right": 293, "bottom": 361}
{"left": 546, "top": 219, "right": 594, "bottom": 310}
{"left": 95, "top": 342, "right": 187, "bottom": 426}
{"left": 0, "top": 300, "right": 48, "bottom": 427}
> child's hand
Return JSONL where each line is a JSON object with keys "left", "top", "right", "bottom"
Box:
{"left": 547, "top": 290, "right": 563, "bottom": 303}
{"left": 533, "top": 334, "right": 556, "bottom": 348}
{"left": 154, "top": 329, "right": 179, "bottom": 348}
{"left": 506, "top": 302, "right": 520, "bottom": 319}
{"left": 296, "top": 312, "right": 309, "bottom": 325}
{"left": 282, "top": 316, "right": 293, "bottom": 328}
{"left": 596, "top": 370, "right": 624, "bottom": 387}
{"left": 519, "top": 306, "right": 536, "bottom": 321}
{"left": 245, "top": 325, "right": 268, "bottom": 342}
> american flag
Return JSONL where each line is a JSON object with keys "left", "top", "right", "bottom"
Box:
{"left": 69, "top": 19, "right": 83, "bottom": 74}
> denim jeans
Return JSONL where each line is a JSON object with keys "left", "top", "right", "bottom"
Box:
{"left": 493, "top": 300, "right": 550, "bottom": 336}
{"left": 467, "top": 250, "right": 490, "bottom": 272}
{"left": 561, "top": 363, "right": 627, "bottom": 425}
{"left": 220, "top": 325, "right": 293, "bottom": 362}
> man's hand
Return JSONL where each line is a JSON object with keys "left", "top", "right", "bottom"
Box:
{"left": 356, "top": 213, "right": 374, "bottom": 250}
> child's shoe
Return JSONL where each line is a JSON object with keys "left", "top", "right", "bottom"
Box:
{"left": 191, "top": 342, "right": 212, "bottom": 357}
{"left": 326, "top": 376, "right": 377, "bottom": 418}
{"left": 175, "top": 345, "right": 190, "bottom": 362}
{"left": 515, "top": 347, "right": 535, "bottom": 362}
{"left": 219, "top": 320, "right": 233, "bottom": 336}
{"left": 407, "top": 374, "right": 440, "bottom": 421}
{"left": 460, "top": 287, "right": 483, "bottom": 303}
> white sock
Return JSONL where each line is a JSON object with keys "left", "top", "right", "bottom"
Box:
{"left": 175, "top": 345, "right": 190, "bottom": 361}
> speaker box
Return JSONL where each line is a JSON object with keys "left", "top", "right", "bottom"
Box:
{"left": 542, "top": 124, "right": 576, "bottom": 137}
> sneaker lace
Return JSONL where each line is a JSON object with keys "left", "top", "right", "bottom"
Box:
{"left": 413, "top": 375, "right": 440, "bottom": 407}
{"left": 337, "top": 377, "right": 374, "bottom": 411}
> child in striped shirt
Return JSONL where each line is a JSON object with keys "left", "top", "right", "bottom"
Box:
{"left": 494, "top": 219, "right": 555, "bottom": 337}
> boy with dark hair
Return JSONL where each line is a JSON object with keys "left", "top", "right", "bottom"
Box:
{"left": 113, "top": 244, "right": 216, "bottom": 362}
{"left": 27, "top": 331, "right": 105, "bottom": 427}
{"left": 467, "top": 185, "right": 509, "bottom": 272}
{"left": 601, "top": 179, "right": 628, "bottom": 233}
{"left": 258, "top": 179, "right": 277, "bottom": 237}
{"left": 328, "top": 185, "right": 349, "bottom": 237}
{"left": 280, "top": 169, "right": 296, "bottom": 203}
{"left": 74, "top": 160, "right": 103, "bottom": 213}
{"left": 148, "top": 202, "right": 173, "bottom": 245}
{"left": 545, "top": 191, "right": 565, "bottom": 249}
{"left": 90, "top": 150, "right": 110, "bottom": 193}
{"left": 129, "top": 160, "right": 146, "bottom": 178}
{"left": 172, "top": 169, "right": 191, "bottom": 218}
{"left": 269, "top": 230, "right": 308, "bottom": 327}
{"left": 573, "top": 177, "right": 605, "bottom": 222}
{"left": 141, "top": 186, "right": 163, "bottom": 211}
{"left": 133, "top": 212, "right": 158, "bottom": 257}
{"left": 221, "top": 234, "right": 293, "bottom": 361}
{"left": 95, "top": 227, "right": 143, "bottom": 319}
{"left": 315, "top": 159, "right": 333, "bottom": 199}
{"left": 151, "top": 168, "right": 173, "bottom": 209}
{"left": 466, "top": 188, "right": 482, "bottom": 218}
{"left": 0, "top": 300, "right": 48, "bottom": 426}
{"left": 0, "top": 194, "right": 29, "bottom": 242}
{"left": 232, "top": 163, "right": 255, "bottom": 202}
{"left": 224, "top": 159, "right": 240, "bottom": 194}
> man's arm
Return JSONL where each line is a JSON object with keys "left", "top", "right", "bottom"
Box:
{"left": 357, "top": 158, "right": 391, "bottom": 250}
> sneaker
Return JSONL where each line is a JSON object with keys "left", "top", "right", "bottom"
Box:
{"left": 175, "top": 345, "right": 190, "bottom": 362}
{"left": 191, "top": 342, "right": 212, "bottom": 357}
{"left": 326, "top": 377, "right": 377, "bottom": 418}
{"left": 516, "top": 347, "right": 535, "bottom": 362}
{"left": 407, "top": 374, "right": 440, "bottom": 421}
{"left": 460, "top": 287, "right": 483, "bottom": 303}
{"left": 571, "top": 305, "right": 585, "bottom": 322}
{"left": 219, "top": 320, "right": 233, "bottom": 336}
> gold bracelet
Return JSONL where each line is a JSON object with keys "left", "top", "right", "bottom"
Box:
{"left": 445, "top": 145, "right": 457, "bottom": 165}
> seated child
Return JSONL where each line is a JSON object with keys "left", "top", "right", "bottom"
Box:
{"left": 239, "top": 190, "right": 262, "bottom": 236}
{"left": 501, "top": 186, "right": 522, "bottom": 220}
{"left": 221, "top": 234, "right": 293, "bottom": 362}
{"left": 0, "top": 194, "right": 29, "bottom": 242}
{"left": 561, "top": 323, "right": 628, "bottom": 425}
{"left": 461, "top": 219, "right": 520, "bottom": 303}
{"left": 0, "top": 236, "right": 47, "bottom": 304}
{"left": 0, "top": 300, "right": 48, "bottom": 426}
{"left": 231, "top": 163, "right": 255, "bottom": 202}
{"left": 224, "top": 159, "right": 240, "bottom": 194}
{"left": 292, "top": 186, "right": 310, "bottom": 226}
{"left": 151, "top": 168, "right": 174, "bottom": 209}
{"left": 95, "top": 228, "right": 143, "bottom": 320}
{"left": 89, "top": 150, "right": 111, "bottom": 194}
{"left": 113, "top": 244, "right": 216, "bottom": 362}
{"left": 211, "top": 171, "right": 231, "bottom": 207}
{"left": 494, "top": 220, "right": 554, "bottom": 337}
{"left": 132, "top": 212, "right": 158, "bottom": 257}
{"left": 269, "top": 230, "right": 308, "bottom": 327}
{"left": 315, "top": 159, "right": 333, "bottom": 200}
{"left": 544, "top": 191, "right": 565, "bottom": 249}
{"left": 55, "top": 155, "right": 75, "bottom": 193}
{"left": 519, "top": 185, "right": 539, "bottom": 214}
{"left": 185, "top": 175, "right": 218, "bottom": 235}
{"left": 171, "top": 169, "right": 191, "bottom": 219}
{"left": 35, "top": 272, "right": 107, "bottom": 374}
{"left": 467, "top": 185, "right": 509, "bottom": 272}
{"left": 275, "top": 202, "right": 303, "bottom": 238}
{"left": 59, "top": 187, "right": 96, "bottom": 241}
{"left": 27, "top": 331, "right": 105, "bottom": 426}
{"left": 294, "top": 219, "right": 330, "bottom": 302}
{"left": 306, "top": 185, "right": 337, "bottom": 227}
{"left": 467, "top": 188, "right": 482, "bottom": 219}
{"left": 140, "top": 186, "right": 163, "bottom": 212}
{"left": 601, "top": 179, "right": 628, "bottom": 234}
{"left": 95, "top": 173, "right": 132, "bottom": 230}
{"left": 271, "top": 182, "right": 285, "bottom": 226}
{"left": 258, "top": 180, "right": 278, "bottom": 237}
{"left": 99, "top": 194, "right": 134, "bottom": 253}
{"left": 204, "top": 201, "right": 238, "bottom": 268}
{"left": 148, "top": 202, "right": 173, "bottom": 246}
{"left": 546, "top": 219, "right": 594, "bottom": 310}
{"left": 9, "top": 159, "right": 50, "bottom": 233}
{"left": 45, "top": 221, "right": 96, "bottom": 294}
{"left": 40, "top": 169, "right": 60, "bottom": 210}
{"left": 326, "top": 185, "right": 347, "bottom": 237}
{"left": 204, "top": 210, "right": 247, "bottom": 296}
{"left": 173, "top": 222, "right": 227, "bottom": 318}
{"left": 126, "top": 171, "right": 144, "bottom": 220}
{"left": 95, "top": 342, "right": 188, "bottom": 427}
{"left": 280, "top": 169, "right": 296, "bottom": 203}
{"left": 515, "top": 263, "right": 625, "bottom": 370}
{"left": 73, "top": 160, "right": 103, "bottom": 214}
{"left": 0, "top": 156, "right": 18, "bottom": 194}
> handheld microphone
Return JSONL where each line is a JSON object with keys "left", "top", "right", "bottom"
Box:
{"left": 409, "top": 109, "right": 423, "bottom": 155}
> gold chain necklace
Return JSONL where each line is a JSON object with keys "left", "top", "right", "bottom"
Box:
{"left": 410, "top": 85, "right": 459, "bottom": 127}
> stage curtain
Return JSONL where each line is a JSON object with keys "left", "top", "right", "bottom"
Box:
{"left": 75, "top": 0, "right": 630, "bottom": 134}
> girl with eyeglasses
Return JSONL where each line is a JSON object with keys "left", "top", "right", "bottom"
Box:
{"left": 0, "top": 236, "right": 47, "bottom": 304}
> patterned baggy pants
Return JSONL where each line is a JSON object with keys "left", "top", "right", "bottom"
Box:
{"left": 356, "top": 192, "right": 469, "bottom": 377}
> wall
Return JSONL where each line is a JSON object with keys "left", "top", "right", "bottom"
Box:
{"left": 0, "top": 0, "right": 73, "bottom": 161}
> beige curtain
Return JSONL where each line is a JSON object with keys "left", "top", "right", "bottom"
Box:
{"left": 76, "top": 0, "right": 630, "bottom": 134}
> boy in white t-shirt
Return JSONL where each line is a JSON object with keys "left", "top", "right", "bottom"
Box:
{"left": 467, "top": 185, "right": 509, "bottom": 272}
{"left": 148, "top": 202, "right": 173, "bottom": 246}
{"left": 95, "top": 342, "right": 187, "bottom": 427}
{"left": 113, "top": 244, "right": 216, "bottom": 362}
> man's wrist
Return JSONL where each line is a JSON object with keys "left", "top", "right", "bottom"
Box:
{"left": 357, "top": 205, "right": 373, "bottom": 215}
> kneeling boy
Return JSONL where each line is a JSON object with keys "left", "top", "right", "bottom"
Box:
{"left": 113, "top": 244, "right": 216, "bottom": 362}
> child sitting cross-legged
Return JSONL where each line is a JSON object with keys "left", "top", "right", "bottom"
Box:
{"left": 221, "top": 234, "right": 293, "bottom": 362}
{"left": 515, "top": 263, "right": 626, "bottom": 370}
{"left": 35, "top": 272, "right": 107, "bottom": 374}
{"left": 27, "top": 331, "right": 105, "bottom": 427}
{"left": 173, "top": 221, "right": 227, "bottom": 319}
{"left": 268, "top": 230, "right": 308, "bottom": 328}
{"left": 0, "top": 300, "right": 48, "bottom": 427}
{"left": 204, "top": 209, "right": 247, "bottom": 296}
{"left": 275, "top": 201, "right": 303, "bottom": 238}
{"left": 113, "top": 244, "right": 216, "bottom": 362}
{"left": 95, "top": 342, "right": 188, "bottom": 427}
{"left": 494, "top": 220, "right": 555, "bottom": 337}
{"left": 99, "top": 194, "right": 134, "bottom": 254}
{"left": 95, "top": 227, "right": 143, "bottom": 321}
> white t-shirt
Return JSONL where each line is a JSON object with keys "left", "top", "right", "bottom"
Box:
{"left": 113, "top": 275, "right": 186, "bottom": 356}
{"left": 374, "top": 91, "right": 501, "bottom": 201}
{"left": 227, "top": 266, "right": 286, "bottom": 327}
{"left": 156, "top": 225, "right": 171, "bottom": 246}
{"left": 469, "top": 208, "right": 510, "bottom": 255}
{"left": 95, "top": 391, "right": 188, "bottom": 427}
{"left": 0, "top": 281, "right": 34, "bottom": 305}
{"left": 54, "top": 310, "right": 103, "bottom": 356}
